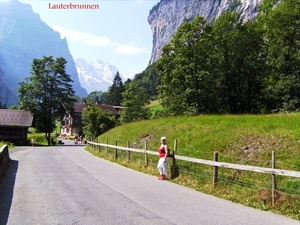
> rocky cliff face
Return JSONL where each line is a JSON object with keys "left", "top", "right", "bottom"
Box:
{"left": 0, "top": 0, "right": 87, "bottom": 106}
{"left": 0, "top": 65, "right": 15, "bottom": 107}
{"left": 148, "top": 0, "right": 262, "bottom": 64}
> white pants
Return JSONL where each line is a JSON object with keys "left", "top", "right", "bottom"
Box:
{"left": 157, "top": 157, "right": 168, "bottom": 175}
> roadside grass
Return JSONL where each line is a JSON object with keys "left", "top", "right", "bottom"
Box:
{"left": 55, "top": 120, "right": 61, "bottom": 135}
{"left": 0, "top": 141, "right": 14, "bottom": 150}
{"left": 1, "top": 125, "right": 59, "bottom": 148}
{"left": 0, "top": 133, "right": 58, "bottom": 148}
{"left": 28, "top": 133, "right": 57, "bottom": 146}
{"left": 88, "top": 113, "right": 300, "bottom": 220}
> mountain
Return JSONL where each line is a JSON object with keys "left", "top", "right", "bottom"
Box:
{"left": 148, "top": 0, "right": 262, "bottom": 64}
{"left": 0, "top": 65, "right": 15, "bottom": 107}
{"left": 74, "top": 57, "right": 123, "bottom": 94}
{"left": 0, "top": 0, "right": 87, "bottom": 106}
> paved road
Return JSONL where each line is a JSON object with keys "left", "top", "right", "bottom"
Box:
{"left": 0, "top": 142, "right": 299, "bottom": 225}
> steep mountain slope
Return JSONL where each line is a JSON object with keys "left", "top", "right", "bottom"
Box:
{"left": 148, "top": 0, "right": 262, "bottom": 64}
{"left": 0, "top": 65, "right": 15, "bottom": 107}
{"left": 0, "top": 0, "right": 87, "bottom": 106}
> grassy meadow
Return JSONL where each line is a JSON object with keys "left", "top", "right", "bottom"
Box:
{"left": 89, "top": 112, "right": 300, "bottom": 220}
{"left": 147, "top": 99, "right": 163, "bottom": 116}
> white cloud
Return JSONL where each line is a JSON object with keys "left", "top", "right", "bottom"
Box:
{"left": 113, "top": 44, "right": 145, "bottom": 55}
{"left": 51, "top": 26, "right": 148, "bottom": 55}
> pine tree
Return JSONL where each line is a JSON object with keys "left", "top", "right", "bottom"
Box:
{"left": 107, "top": 72, "right": 125, "bottom": 106}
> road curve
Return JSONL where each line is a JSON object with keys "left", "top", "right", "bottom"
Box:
{"left": 0, "top": 143, "right": 299, "bottom": 225}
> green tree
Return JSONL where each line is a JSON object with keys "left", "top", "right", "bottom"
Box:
{"left": 156, "top": 16, "right": 215, "bottom": 115}
{"left": 100, "top": 91, "right": 110, "bottom": 105}
{"left": 132, "top": 63, "right": 160, "bottom": 99}
{"left": 211, "top": 11, "right": 266, "bottom": 113}
{"left": 106, "top": 72, "right": 124, "bottom": 106}
{"left": 8, "top": 105, "right": 19, "bottom": 110}
{"left": 18, "top": 56, "right": 76, "bottom": 145}
{"left": 81, "top": 104, "right": 115, "bottom": 139}
{"left": 123, "top": 78, "right": 132, "bottom": 89}
{"left": 258, "top": 0, "right": 300, "bottom": 111}
{"left": 84, "top": 91, "right": 104, "bottom": 104}
{"left": 120, "top": 83, "right": 151, "bottom": 123}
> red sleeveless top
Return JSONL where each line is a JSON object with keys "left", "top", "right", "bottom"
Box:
{"left": 158, "top": 145, "right": 169, "bottom": 158}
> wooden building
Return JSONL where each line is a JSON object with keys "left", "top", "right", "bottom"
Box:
{"left": 0, "top": 109, "right": 34, "bottom": 145}
{"left": 60, "top": 103, "right": 120, "bottom": 137}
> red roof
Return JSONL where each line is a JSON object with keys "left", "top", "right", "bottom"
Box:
{"left": 73, "top": 103, "right": 120, "bottom": 116}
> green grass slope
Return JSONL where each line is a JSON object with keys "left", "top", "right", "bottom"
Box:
{"left": 98, "top": 113, "right": 300, "bottom": 159}
{"left": 93, "top": 113, "right": 300, "bottom": 220}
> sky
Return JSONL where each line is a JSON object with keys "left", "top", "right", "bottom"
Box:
{"left": 12, "top": 0, "right": 161, "bottom": 79}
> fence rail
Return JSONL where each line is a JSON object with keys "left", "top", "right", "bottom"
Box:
{"left": 175, "top": 154, "right": 300, "bottom": 178}
{"left": 87, "top": 140, "right": 300, "bottom": 177}
{"left": 87, "top": 140, "right": 300, "bottom": 206}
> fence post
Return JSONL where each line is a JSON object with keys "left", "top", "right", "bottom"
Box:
{"left": 96, "top": 138, "right": 98, "bottom": 151}
{"left": 97, "top": 138, "right": 100, "bottom": 152}
{"left": 93, "top": 138, "right": 95, "bottom": 151}
{"left": 144, "top": 141, "right": 148, "bottom": 167}
{"left": 272, "top": 151, "right": 277, "bottom": 207}
{"left": 171, "top": 139, "right": 177, "bottom": 179}
{"left": 213, "top": 151, "right": 218, "bottom": 186}
{"left": 127, "top": 141, "right": 131, "bottom": 161}
{"left": 115, "top": 140, "right": 118, "bottom": 160}
{"left": 106, "top": 139, "right": 108, "bottom": 154}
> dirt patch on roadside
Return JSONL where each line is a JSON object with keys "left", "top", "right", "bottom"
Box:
{"left": 228, "top": 134, "right": 291, "bottom": 157}
{"left": 130, "top": 134, "right": 154, "bottom": 148}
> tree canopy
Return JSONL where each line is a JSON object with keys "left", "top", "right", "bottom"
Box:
{"left": 106, "top": 72, "right": 124, "bottom": 106}
{"left": 84, "top": 90, "right": 104, "bottom": 104}
{"left": 211, "top": 12, "right": 266, "bottom": 113}
{"left": 156, "top": 16, "right": 214, "bottom": 115}
{"left": 155, "top": 0, "right": 300, "bottom": 115}
{"left": 132, "top": 63, "right": 160, "bottom": 99}
{"left": 81, "top": 104, "right": 116, "bottom": 139}
{"left": 258, "top": 0, "right": 300, "bottom": 111}
{"left": 18, "top": 56, "right": 76, "bottom": 145}
{"left": 120, "top": 82, "right": 151, "bottom": 124}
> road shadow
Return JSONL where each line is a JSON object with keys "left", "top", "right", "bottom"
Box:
{"left": 0, "top": 160, "right": 19, "bottom": 225}
{"left": 54, "top": 139, "right": 86, "bottom": 147}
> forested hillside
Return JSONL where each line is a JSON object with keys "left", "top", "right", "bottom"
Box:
{"left": 131, "top": 0, "right": 300, "bottom": 116}
{"left": 130, "top": 63, "right": 160, "bottom": 100}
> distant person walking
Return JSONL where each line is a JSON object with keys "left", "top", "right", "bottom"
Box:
{"left": 157, "top": 136, "right": 170, "bottom": 180}
{"left": 31, "top": 138, "right": 35, "bottom": 147}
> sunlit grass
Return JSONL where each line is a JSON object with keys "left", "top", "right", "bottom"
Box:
{"left": 28, "top": 133, "right": 57, "bottom": 146}
{"left": 0, "top": 141, "right": 14, "bottom": 150}
{"left": 147, "top": 100, "right": 163, "bottom": 116}
{"left": 147, "top": 99, "right": 160, "bottom": 107}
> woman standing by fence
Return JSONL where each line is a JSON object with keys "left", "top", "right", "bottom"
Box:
{"left": 157, "top": 137, "right": 170, "bottom": 180}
